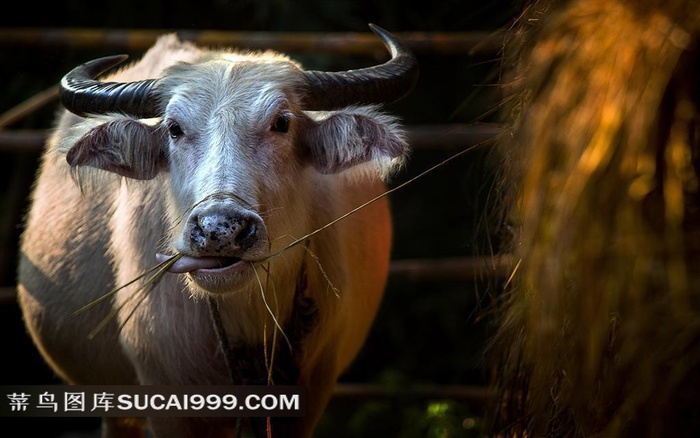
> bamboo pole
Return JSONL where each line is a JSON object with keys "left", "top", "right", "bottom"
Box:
{"left": 0, "top": 124, "right": 502, "bottom": 154}
{"left": 0, "top": 130, "right": 47, "bottom": 153}
{"left": 0, "top": 28, "right": 504, "bottom": 55}
{"left": 0, "top": 256, "right": 510, "bottom": 305}
{"left": 332, "top": 383, "right": 495, "bottom": 406}
{"left": 0, "top": 85, "right": 59, "bottom": 130}
{"left": 389, "top": 255, "right": 512, "bottom": 282}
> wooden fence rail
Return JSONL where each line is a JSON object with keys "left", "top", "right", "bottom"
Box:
{"left": 0, "top": 28, "right": 505, "bottom": 55}
{"left": 0, "top": 124, "right": 501, "bottom": 153}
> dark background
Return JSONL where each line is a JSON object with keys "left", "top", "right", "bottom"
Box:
{"left": 0, "top": 1, "right": 524, "bottom": 436}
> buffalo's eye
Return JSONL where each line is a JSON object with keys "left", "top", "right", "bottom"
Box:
{"left": 167, "top": 120, "right": 184, "bottom": 139}
{"left": 271, "top": 115, "right": 289, "bottom": 133}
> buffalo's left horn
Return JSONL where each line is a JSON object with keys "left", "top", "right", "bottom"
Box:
{"left": 301, "top": 23, "right": 419, "bottom": 110}
{"left": 59, "top": 54, "right": 160, "bottom": 118}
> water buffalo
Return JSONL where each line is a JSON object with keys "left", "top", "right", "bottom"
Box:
{"left": 17, "top": 24, "right": 418, "bottom": 437}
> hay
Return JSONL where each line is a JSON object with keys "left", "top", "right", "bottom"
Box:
{"left": 489, "top": 0, "right": 700, "bottom": 436}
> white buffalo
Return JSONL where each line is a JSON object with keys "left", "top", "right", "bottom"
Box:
{"left": 17, "top": 24, "right": 418, "bottom": 438}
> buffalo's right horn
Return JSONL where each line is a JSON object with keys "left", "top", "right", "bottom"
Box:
{"left": 59, "top": 54, "right": 160, "bottom": 118}
{"left": 301, "top": 23, "right": 419, "bottom": 110}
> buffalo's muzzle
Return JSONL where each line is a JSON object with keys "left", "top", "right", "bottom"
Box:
{"left": 183, "top": 201, "right": 267, "bottom": 258}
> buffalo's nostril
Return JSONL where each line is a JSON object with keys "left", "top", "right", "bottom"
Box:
{"left": 190, "top": 216, "right": 206, "bottom": 247}
{"left": 237, "top": 221, "right": 257, "bottom": 245}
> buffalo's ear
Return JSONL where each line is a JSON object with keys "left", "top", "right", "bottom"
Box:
{"left": 302, "top": 106, "right": 408, "bottom": 177}
{"left": 66, "top": 118, "right": 168, "bottom": 180}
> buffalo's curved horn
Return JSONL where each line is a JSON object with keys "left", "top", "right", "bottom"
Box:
{"left": 60, "top": 24, "right": 417, "bottom": 117}
{"left": 59, "top": 54, "right": 160, "bottom": 118}
{"left": 302, "top": 24, "right": 419, "bottom": 110}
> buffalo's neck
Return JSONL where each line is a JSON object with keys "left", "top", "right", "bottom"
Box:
{"left": 210, "top": 256, "right": 319, "bottom": 385}
{"left": 216, "top": 255, "right": 305, "bottom": 347}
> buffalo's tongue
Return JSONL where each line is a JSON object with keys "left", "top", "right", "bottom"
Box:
{"left": 155, "top": 253, "right": 240, "bottom": 274}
